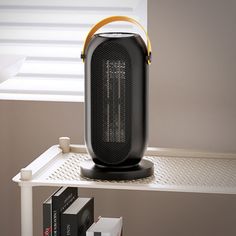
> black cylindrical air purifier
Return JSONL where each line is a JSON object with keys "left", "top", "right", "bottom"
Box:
{"left": 80, "top": 16, "right": 154, "bottom": 180}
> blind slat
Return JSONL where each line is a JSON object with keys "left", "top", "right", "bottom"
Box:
{"left": 0, "top": 78, "right": 83, "bottom": 95}
{"left": 0, "top": 26, "right": 134, "bottom": 42}
{"left": 0, "top": 0, "right": 139, "bottom": 8}
{"left": 19, "top": 60, "right": 83, "bottom": 76}
{"left": 0, "top": 28, "right": 87, "bottom": 41}
{"left": 0, "top": 11, "right": 136, "bottom": 25}
{"left": 0, "top": 44, "right": 82, "bottom": 58}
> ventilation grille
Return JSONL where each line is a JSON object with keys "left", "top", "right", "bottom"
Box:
{"left": 91, "top": 42, "right": 131, "bottom": 163}
{"left": 103, "top": 59, "right": 126, "bottom": 143}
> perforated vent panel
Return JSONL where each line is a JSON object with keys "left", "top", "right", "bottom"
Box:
{"left": 90, "top": 41, "right": 131, "bottom": 164}
{"left": 102, "top": 60, "right": 126, "bottom": 143}
{"left": 46, "top": 153, "right": 236, "bottom": 191}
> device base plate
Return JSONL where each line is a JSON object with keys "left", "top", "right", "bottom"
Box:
{"left": 80, "top": 159, "right": 154, "bottom": 180}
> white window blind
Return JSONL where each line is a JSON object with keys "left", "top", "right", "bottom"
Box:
{"left": 0, "top": 0, "right": 147, "bottom": 102}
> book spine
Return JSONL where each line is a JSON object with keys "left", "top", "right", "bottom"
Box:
{"left": 61, "top": 215, "right": 76, "bottom": 236}
{"left": 94, "top": 233, "right": 102, "bottom": 236}
{"left": 52, "top": 208, "right": 58, "bottom": 236}
{"left": 43, "top": 202, "right": 52, "bottom": 236}
{"left": 52, "top": 188, "right": 78, "bottom": 236}
{"left": 62, "top": 198, "right": 94, "bottom": 236}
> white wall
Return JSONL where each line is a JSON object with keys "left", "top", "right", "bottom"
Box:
{"left": 149, "top": 0, "right": 236, "bottom": 153}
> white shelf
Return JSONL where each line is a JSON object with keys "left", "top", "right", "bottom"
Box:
{"left": 13, "top": 144, "right": 236, "bottom": 194}
{"left": 12, "top": 142, "right": 236, "bottom": 236}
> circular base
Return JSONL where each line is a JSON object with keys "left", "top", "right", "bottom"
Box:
{"left": 80, "top": 159, "right": 154, "bottom": 180}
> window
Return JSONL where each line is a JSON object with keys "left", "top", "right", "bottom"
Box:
{"left": 0, "top": 0, "right": 147, "bottom": 102}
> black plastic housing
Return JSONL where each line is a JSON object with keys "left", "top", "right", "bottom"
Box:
{"left": 84, "top": 32, "right": 148, "bottom": 167}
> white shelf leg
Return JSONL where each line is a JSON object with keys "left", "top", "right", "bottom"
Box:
{"left": 21, "top": 185, "right": 33, "bottom": 236}
{"left": 20, "top": 168, "right": 33, "bottom": 236}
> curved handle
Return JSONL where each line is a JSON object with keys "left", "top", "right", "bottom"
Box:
{"left": 81, "top": 16, "right": 152, "bottom": 64}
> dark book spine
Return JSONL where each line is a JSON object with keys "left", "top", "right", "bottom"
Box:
{"left": 94, "top": 233, "right": 101, "bottom": 236}
{"left": 43, "top": 201, "right": 52, "bottom": 236}
{"left": 61, "top": 215, "right": 76, "bottom": 236}
{"left": 52, "top": 188, "right": 78, "bottom": 236}
{"left": 61, "top": 198, "right": 94, "bottom": 236}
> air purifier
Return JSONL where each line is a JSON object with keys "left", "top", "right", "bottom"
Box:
{"left": 80, "top": 16, "right": 154, "bottom": 180}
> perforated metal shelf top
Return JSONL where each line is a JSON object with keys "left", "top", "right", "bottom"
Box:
{"left": 13, "top": 145, "right": 236, "bottom": 194}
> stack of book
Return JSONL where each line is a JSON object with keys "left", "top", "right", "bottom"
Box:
{"left": 43, "top": 187, "right": 94, "bottom": 236}
{"left": 43, "top": 187, "right": 123, "bottom": 236}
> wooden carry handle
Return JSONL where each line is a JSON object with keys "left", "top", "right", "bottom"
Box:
{"left": 81, "top": 16, "right": 152, "bottom": 64}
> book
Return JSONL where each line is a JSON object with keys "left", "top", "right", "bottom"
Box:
{"left": 86, "top": 217, "right": 123, "bottom": 236}
{"left": 61, "top": 197, "right": 94, "bottom": 236}
{"left": 43, "top": 188, "right": 62, "bottom": 236}
{"left": 52, "top": 187, "right": 78, "bottom": 236}
{"left": 43, "top": 197, "right": 52, "bottom": 236}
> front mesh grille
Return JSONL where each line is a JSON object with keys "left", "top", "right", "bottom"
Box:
{"left": 91, "top": 41, "right": 131, "bottom": 164}
{"left": 102, "top": 60, "right": 126, "bottom": 143}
